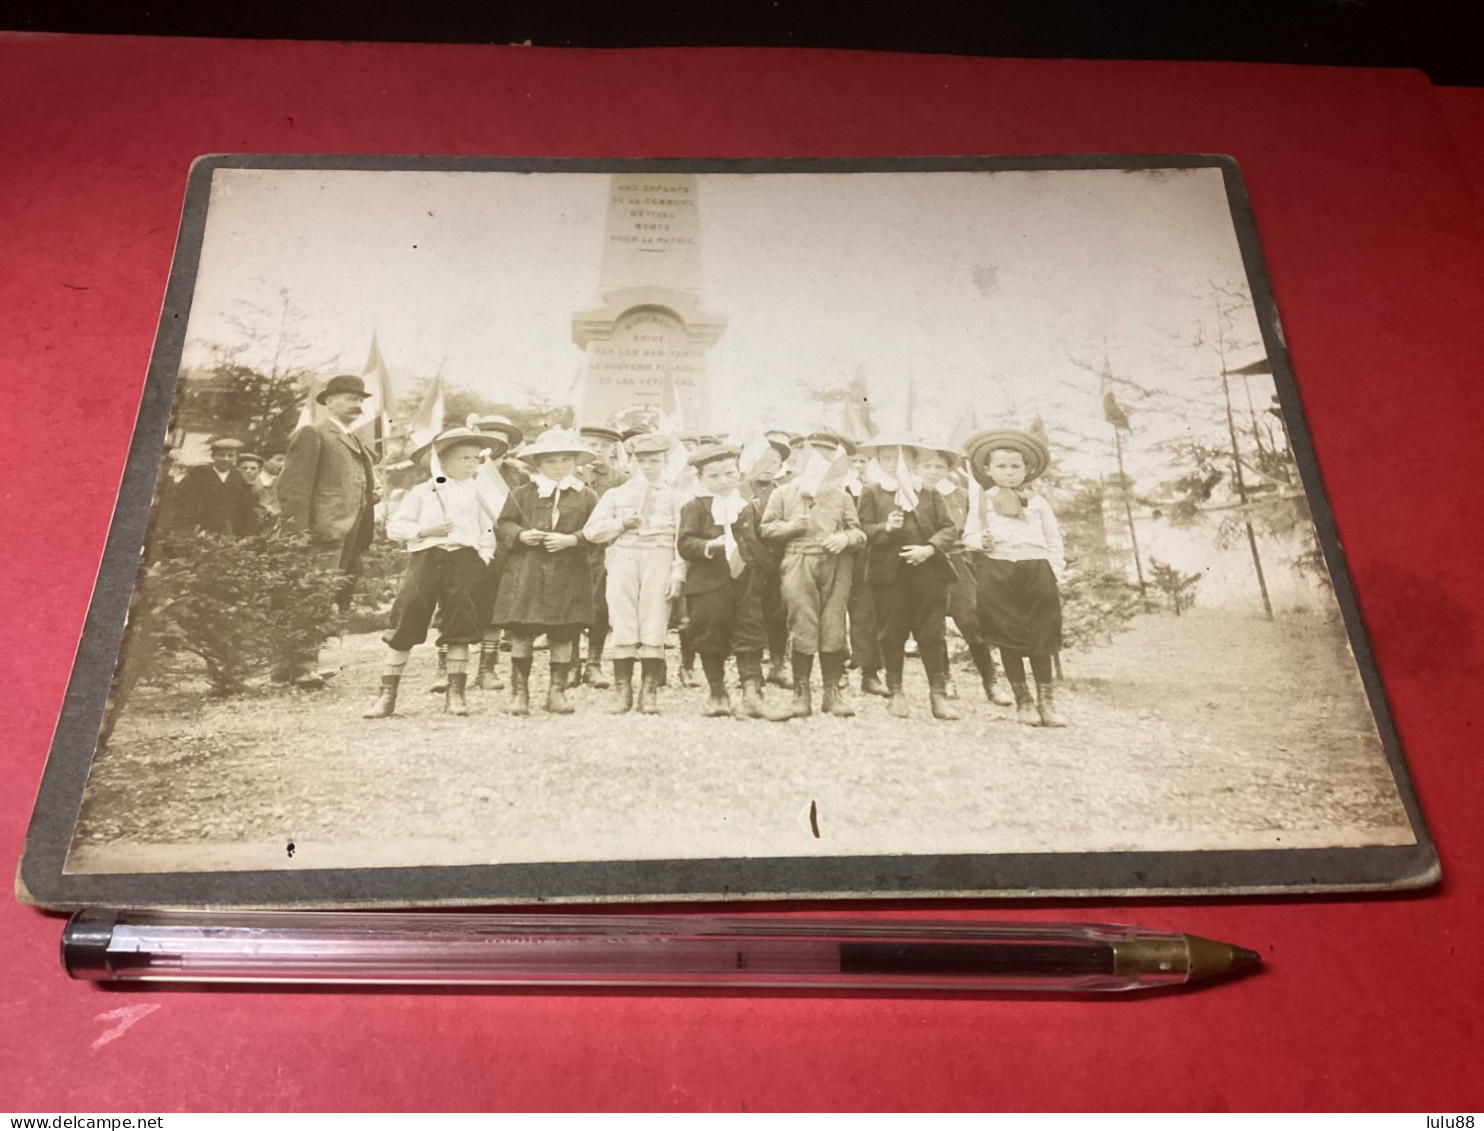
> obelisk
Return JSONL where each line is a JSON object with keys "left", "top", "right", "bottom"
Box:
{"left": 572, "top": 173, "right": 727, "bottom": 431}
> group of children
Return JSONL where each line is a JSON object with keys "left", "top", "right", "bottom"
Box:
{"left": 365, "top": 417, "right": 1068, "bottom": 728}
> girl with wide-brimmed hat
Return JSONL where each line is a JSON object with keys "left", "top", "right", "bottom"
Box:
{"left": 961, "top": 429, "right": 1067, "bottom": 727}
{"left": 489, "top": 430, "right": 600, "bottom": 716}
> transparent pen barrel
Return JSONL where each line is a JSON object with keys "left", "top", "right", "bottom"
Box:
{"left": 64, "top": 911, "right": 1196, "bottom": 990}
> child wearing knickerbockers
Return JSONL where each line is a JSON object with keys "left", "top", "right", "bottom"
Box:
{"left": 961, "top": 429, "right": 1068, "bottom": 727}
{"left": 854, "top": 434, "right": 962, "bottom": 720}
{"left": 582, "top": 432, "right": 688, "bottom": 715}
{"left": 364, "top": 428, "right": 503, "bottom": 719}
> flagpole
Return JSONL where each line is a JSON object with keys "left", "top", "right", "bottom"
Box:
{"left": 1216, "top": 313, "right": 1274, "bottom": 621}
{"left": 1111, "top": 424, "right": 1150, "bottom": 609}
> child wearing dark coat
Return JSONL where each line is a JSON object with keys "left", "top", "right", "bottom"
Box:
{"left": 915, "top": 446, "right": 1014, "bottom": 707}
{"left": 490, "top": 430, "right": 600, "bottom": 716}
{"left": 854, "top": 435, "right": 962, "bottom": 720}
{"left": 961, "top": 429, "right": 1067, "bottom": 727}
{"left": 677, "top": 445, "right": 790, "bottom": 721}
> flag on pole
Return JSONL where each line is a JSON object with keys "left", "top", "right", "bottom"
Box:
{"left": 839, "top": 370, "right": 876, "bottom": 444}
{"left": 1100, "top": 353, "right": 1131, "bottom": 430}
{"left": 355, "top": 332, "right": 397, "bottom": 439}
{"left": 947, "top": 402, "right": 981, "bottom": 450}
{"left": 795, "top": 441, "right": 853, "bottom": 498}
{"left": 408, "top": 376, "right": 446, "bottom": 449}
{"left": 892, "top": 447, "right": 920, "bottom": 512}
{"left": 296, "top": 378, "right": 327, "bottom": 430}
{"left": 903, "top": 364, "right": 917, "bottom": 432}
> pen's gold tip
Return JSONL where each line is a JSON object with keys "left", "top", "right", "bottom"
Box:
{"left": 1230, "top": 947, "right": 1262, "bottom": 972}
{"left": 1184, "top": 934, "right": 1264, "bottom": 981}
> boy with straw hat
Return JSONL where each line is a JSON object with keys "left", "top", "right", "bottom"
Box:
{"left": 961, "top": 429, "right": 1068, "bottom": 727}
{"left": 855, "top": 433, "right": 962, "bottom": 720}
{"left": 582, "top": 432, "right": 688, "bottom": 714}
{"left": 365, "top": 427, "right": 504, "bottom": 719}
{"left": 490, "top": 429, "right": 600, "bottom": 716}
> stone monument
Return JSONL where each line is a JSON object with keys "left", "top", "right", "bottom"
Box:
{"left": 572, "top": 173, "right": 727, "bottom": 431}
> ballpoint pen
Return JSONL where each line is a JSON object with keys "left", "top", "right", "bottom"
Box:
{"left": 63, "top": 908, "right": 1261, "bottom": 992}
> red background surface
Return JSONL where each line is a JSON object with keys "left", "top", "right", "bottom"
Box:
{"left": 3, "top": 35, "right": 1482, "bottom": 1112}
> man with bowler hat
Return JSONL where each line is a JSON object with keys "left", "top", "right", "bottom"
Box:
{"left": 274, "top": 373, "right": 378, "bottom": 685}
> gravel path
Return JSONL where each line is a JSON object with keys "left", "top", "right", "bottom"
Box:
{"left": 67, "top": 608, "right": 1414, "bottom": 875}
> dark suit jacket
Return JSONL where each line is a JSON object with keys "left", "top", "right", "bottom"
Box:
{"left": 275, "top": 418, "right": 375, "bottom": 547}
{"left": 856, "top": 482, "right": 958, "bottom": 586}
{"left": 173, "top": 465, "right": 257, "bottom": 538}
{"left": 677, "top": 496, "right": 773, "bottom": 596}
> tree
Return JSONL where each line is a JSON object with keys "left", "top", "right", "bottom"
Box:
{"left": 176, "top": 287, "right": 342, "bottom": 454}
{"left": 1148, "top": 556, "right": 1203, "bottom": 616}
{"left": 1047, "top": 478, "right": 1146, "bottom": 652}
{"left": 101, "top": 531, "right": 348, "bottom": 724}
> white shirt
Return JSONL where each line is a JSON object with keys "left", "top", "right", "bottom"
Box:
{"left": 963, "top": 491, "right": 1066, "bottom": 580}
{"left": 386, "top": 477, "right": 496, "bottom": 562}
{"left": 583, "top": 474, "right": 684, "bottom": 549}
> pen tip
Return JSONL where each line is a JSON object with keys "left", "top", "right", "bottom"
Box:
{"left": 1184, "top": 934, "right": 1263, "bottom": 981}
{"left": 1230, "top": 946, "right": 1262, "bottom": 972}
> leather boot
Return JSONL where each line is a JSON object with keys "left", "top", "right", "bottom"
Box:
{"left": 737, "top": 653, "right": 789, "bottom": 720}
{"left": 678, "top": 647, "right": 698, "bottom": 688}
{"left": 637, "top": 658, "right": 664, "bottom": 714}
{"left": 766, "top": 653, "right": 794, "bottom": 690}
{"left": 608, "top": 658, "right": 635, "bottom": 714}
{"left": 445, "top": 671, "right": 469, "bottom": 716}
{"left": 782, "top": 652, "right": 814, "bottom": 718}
{"left": 364, "top": 674, "right": 400, "bottom": 719}
{"left": 429, "top": 645, "right": 449, "bottom": 693}
{"left": 474, "top": 642, "right": 504, "bottom": 690}
{"left": 819, "top": 652, "right": 855, "bottom": 718}
{"left": 860, "top": 669, "right": 889, "bottom": 698}
{"left": 1036, "top": 679, "right": 1067, "bottom": 727}
{"left": 929, "top": 676, "right": 962, "bottom": 721}
{"left": 700, "top": 653, "right": 732, "bottom": 717}
{"left": 508, "top": 657, "right": 532, "bottom": 717}
{"left": 885, "top": 670, "right": 909, "bottom": 719}
{"left": 583, "top": 659, "right": 611, "bottom": 690}
{"left": 1012, "top": 681, "right": 1038, "bottom": 726}
{"left": 547, "top": 662, "right": 575, "bottom": 714}
{"left": 970, "top": 642, "right": 1013, "bottom": 706}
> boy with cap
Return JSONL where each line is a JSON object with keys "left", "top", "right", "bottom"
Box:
{"left": 740, "top": 435, "right": 794, "bottom": 690}
{"left": 760, "top": 431, "right": 867, "bottom": 718}
{"left": 678, "top": 445, "right": 790, "bottom": 720}
{"left": 843, "top": 445, "right": 887, "bottom": 699}
{"left": 365, "top": 428, "right": 502, "bottom": 718}
{"left": 915, "top": 445, "right": 1014, "bottom": 707}
{"left": 491, "top": 430, "right": 600, "bottom": 716}
{"left": 577, "top": 424, "right": 629, "bottom": 691}
{"left": 855, "top": 436, "right": 962, "bottom": 719}
{"left": 583, "top": 432, "right": 688, "bottom": 714}
{"left": 173, "top": 437, "right": 259, "bottom": 538}
{"left": 962, "top": 429, "right": 1068, "bottom": 727}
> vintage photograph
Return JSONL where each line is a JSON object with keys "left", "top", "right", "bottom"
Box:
{"left": 43, "top": 157, "right": 1427, "bottom": 900}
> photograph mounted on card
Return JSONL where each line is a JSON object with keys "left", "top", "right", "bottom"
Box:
{"left": 18, "top": 154, "right": 1436, "bottom": 908}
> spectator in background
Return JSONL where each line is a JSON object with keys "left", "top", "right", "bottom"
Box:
{"left": 172, "top": 437, "right": 257, "bottom": 538}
